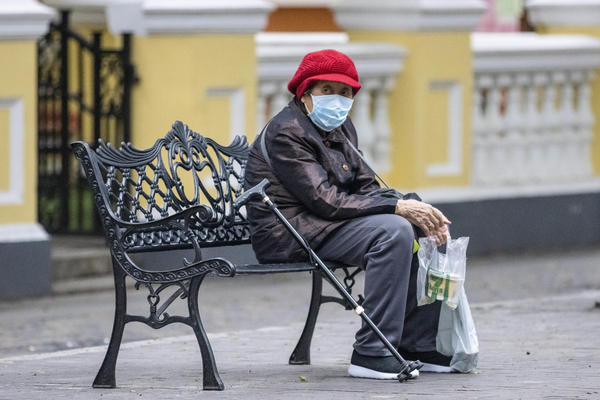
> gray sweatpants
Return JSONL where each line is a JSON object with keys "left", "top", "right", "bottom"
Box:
{"left": 316, "top": 214, "right": 441, "bottom": 357}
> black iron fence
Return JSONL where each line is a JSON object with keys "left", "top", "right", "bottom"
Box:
{"left": 38, "top": 11, "right": 135, "bottom": 234}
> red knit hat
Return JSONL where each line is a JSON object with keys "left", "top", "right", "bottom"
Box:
{"left": 288, "top": 49, "right": 361, "bottom": 98}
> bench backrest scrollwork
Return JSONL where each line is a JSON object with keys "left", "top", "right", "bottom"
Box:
{"left": 72, "top": 121, "right": 251, "bottom": 254}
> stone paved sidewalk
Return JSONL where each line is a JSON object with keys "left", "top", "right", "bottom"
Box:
{"left": 1, "top": 290, "right": 599, "bottom": 400}
{"left": 4, "top": 247, "right": 600, "bottom": 360}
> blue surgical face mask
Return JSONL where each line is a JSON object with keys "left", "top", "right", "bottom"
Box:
{"left": 307, "top": 94, "right": 354, "bottom": 132}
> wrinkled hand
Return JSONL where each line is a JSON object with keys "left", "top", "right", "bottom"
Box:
{"left": 431, "top": 224, "right": 451, "bottom": 246}
{"left": 395, "top": 199, "right": 451, "bottom": 245}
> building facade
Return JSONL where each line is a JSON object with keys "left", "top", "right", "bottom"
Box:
{"left": 1, "top": 0, "right": 600, "bottom": 297}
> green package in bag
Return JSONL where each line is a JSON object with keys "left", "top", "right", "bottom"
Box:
{"left": 416, "top": 236, "right": 469, "bottom": 309}
{"left": 426, "top": 268, "right": 450, "bottom": 302}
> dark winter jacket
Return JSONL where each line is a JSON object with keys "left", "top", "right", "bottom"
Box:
{"left": 243, "top": 97, "right": 399, "bottom": 263}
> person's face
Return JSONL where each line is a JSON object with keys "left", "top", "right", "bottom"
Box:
{"left": 301, "top": 80, "right": 354, "bottom": 113}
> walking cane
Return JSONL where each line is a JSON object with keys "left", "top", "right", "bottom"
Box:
{"left": 235, "top": 178, "right": 423, "bottom": 382}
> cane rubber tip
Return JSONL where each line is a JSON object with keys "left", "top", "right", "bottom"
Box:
{"left": 397, "top": 367, "right": 419, "bottom": 382}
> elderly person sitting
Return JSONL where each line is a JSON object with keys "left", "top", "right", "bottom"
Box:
{"left": 244, "top": 49, "right": 452, "bottom": 379}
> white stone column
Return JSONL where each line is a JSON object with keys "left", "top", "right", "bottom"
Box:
{"left": 270, "top": 81, "right": 291, "bottom": 119}
{"left": 256, "top": 82, "right": 270, "bottom": 132}
{"left": 575, "top": 71, "right": 596, "bottom": 178}
{"left": 471, "top": 75, "right": 487, "bottom": 185}
{"left": 503, "top": 73, "right": 524, "bottom": 185}
{"left": 372, "top": 77, "right": 394, "bottom": 172}
{"left": 351, "top": 84, "right": 374, "bottom": 163}
{"left": 489, "top": 74, "right": 508, "bottom": 184}
{"left": 523, "top": 73, "right": 541, "bottom": 182}
{"left": 530, "top": 72, "right": 548, "bottom": 182}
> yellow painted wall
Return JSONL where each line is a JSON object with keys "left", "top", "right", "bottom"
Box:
{"left": 348, "top": 31, "right": 473, "bottom": 190}
{"left": 131, "top": 35, "right": 257, "bottom": 149}
{"left": 536, "top": 26, "right": 600, "bottom": 176}
{"left": 0, "top": 41, "right": 37, "bottom": 224}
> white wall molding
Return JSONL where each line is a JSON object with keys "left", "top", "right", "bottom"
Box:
{"left": 0, "top": 223, "right": 49, "bottom": 243}
{"left": 142, "top": 0, "right": 274, "bottom": 35}
{"left": 255, "top": 32, "right": 349, "bottom": 47}
{"left": 527, "top": 0, "right": 600, "bottom": 27}
{"left": 106, "top": 1, "right": 145, "bottom": 34}
{"left": 0, "top": 0, "right": 54, "bottom": 41}
{"left": 268, "top": 0, "right": 337, "bottom": 6}
{"left": 0, "top": 98, "right": 24, "bottom": 206}
{"left": 333, "top": 0, "right": 486, "bottom": 32}
{"left": 44, "top": 0, "right": 274, "bottom": 34}
{"left": 472, "top": 33, "right": 600, "bottom": 73}
{"left": 413, "top": 178, "right": 600, "bottom": 204}
{"left": 256, "top": 33, "right": 406, "bottom": 81}
{"left": 206, "top": 87, "right": 246, "bottom": 142}
{"left": 44, "top": 0, "right": 114, "bottom": 26}
{"left": 426, "top": 80, "right": 463, "bottom": 177}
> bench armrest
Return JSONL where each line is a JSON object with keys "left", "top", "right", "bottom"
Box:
{"left": 114, "top": 203, "right": 215, "bottom": 231}
{"left": 112, "top": 252, "right": 236, "bottom": 283}
{"left": 114, "top": 203, "right": 215, "bottom": 256}
{"left": 109, "top": 205, "right": 236, "bottom": 282}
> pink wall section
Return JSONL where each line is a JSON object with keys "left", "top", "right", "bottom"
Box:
{"left": 477, "top": 0, "right": 522, "bottom": 32}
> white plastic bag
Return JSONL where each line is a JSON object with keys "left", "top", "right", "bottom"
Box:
{"left": 436, "top": 288, "right": 479, "bottom": 373}
{"left": 417, "top": 236, "right": 469, "bottom": 309}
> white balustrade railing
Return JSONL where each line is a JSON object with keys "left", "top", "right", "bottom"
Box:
{"left": 471, "top": 33, "right": 600, "bottom": 186}
{"left": 256, "top": 33, "right": 406, "bottom": 172}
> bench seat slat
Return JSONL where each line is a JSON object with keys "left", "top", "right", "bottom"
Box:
{"left": 234, "top": 261, "right": 349, "bottom": 275}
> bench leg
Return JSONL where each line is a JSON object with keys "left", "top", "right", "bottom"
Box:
{"left": 188, "top": 276, "right": 225, "bottom": 391}
{"left": 289, "top": 271, "right": 323, "bottom": 365}
{"left": 93, "top": 262, "right": 127, "bottom": 388}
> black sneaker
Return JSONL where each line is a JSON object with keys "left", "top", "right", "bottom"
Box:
{"left": 399, "top": 350, "right": 454, "bottom": 373}
{"left": 348, "top": 350, "right": 420, "bottom": 380}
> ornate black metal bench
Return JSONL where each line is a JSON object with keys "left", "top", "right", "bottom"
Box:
{"left": 72, "top": 121, "right": 363, "bottom": 391}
